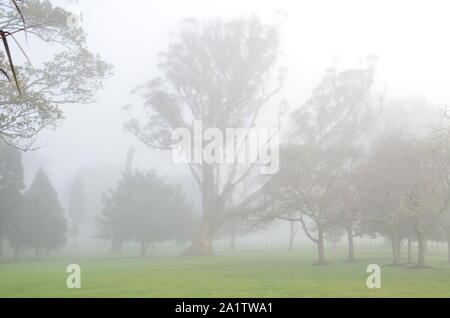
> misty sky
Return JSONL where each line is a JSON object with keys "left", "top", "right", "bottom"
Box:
{"left": 24, "top": 0, "right": 450, "bottom": 200}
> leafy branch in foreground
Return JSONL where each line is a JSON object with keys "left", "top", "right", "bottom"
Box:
{"left": 0, "top": 0, "right": 31, "bottom": 95}
{"left": 0, "top": 25, "right": 38, "bottom": 95}
{"left": 0, "top": 0, "right": 113, "bottom": 149}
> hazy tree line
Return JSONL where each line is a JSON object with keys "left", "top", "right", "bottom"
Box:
{"left": 262, "top": 65, "right": 450, "bottom": 268}
{"left": 0, "top": 144, "right": 197, "bottom": 260}
{"left": 125, "top": 16, "right": 450, "bottom": 268}
{"left": 1, "top": 1, "right": 450, "bottom": 268}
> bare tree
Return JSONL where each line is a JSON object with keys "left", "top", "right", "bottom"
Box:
{"left": 362, "top": 130, "right": 448, "bottom": 268}
{"left": 421, "top": 117, "right": 450, "bottom": 264}
{"left": 359, "top": 136, "right": 414, "bottom": 266}
{"left": 262, "top": 60, "right": 379, "bottom": 264}
{"left": 397, "top": 134, "right": 448, "bottom": 268}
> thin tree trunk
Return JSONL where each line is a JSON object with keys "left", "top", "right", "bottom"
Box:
{"left": 346, "top": 227, "right": 355, "bottom": 262}
{"left": 0, "top": 216, "right": 4, "bottom": 262}
{"left": 390, "top": 232, "right": 400, "bottom": 265}
{"left": 35, "top": 248, "right": 40, "bottom": 260}
{"left": 0, "top": 237, "right": 3, "bottom": 262}
{"left": 288, "top": 221, "right": 295, "bottom": 251}
{"left": 407, "top": 237, "right": 412, "bottom": 264}
{"left": 316, "top": 225, "right": 326, "bottom": 265}
{"left": 110, "top": 236, "right": 122, "bottom": 254}
{"left": 447, "top": 229, "right": 450, "bottom": 263}
{"left": 140, "top": 241, "right": 148, "bottom": 257}
{"left": 417, "top": 231, "right": 427, "bottom": 267}
{"left": 73, "top": 234, "right": 77, "bottom": 250}
{"left": 229, "top": 228, "right": 236, "bottom": 252}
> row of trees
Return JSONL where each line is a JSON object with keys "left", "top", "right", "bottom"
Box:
{"left": 2, "top": 4, "right": 450, "bottom": 268}
{"left": 263, "top": 66, "right": 450, "bottom": 268}
{"left": 0, "top": 144, "right": 196, "bottom": 260}
{"left": 125, "top": 16, "right": 450, "bottom": 269}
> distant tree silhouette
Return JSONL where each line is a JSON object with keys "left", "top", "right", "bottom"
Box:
{"left": 68, "top": 174, "right": 86, "bottom": 246}
{"left": 0, "top": 141, "right": 24, "bottom": 261}
{"left": 17, "top": 169, "right": 67, "bottom": 259}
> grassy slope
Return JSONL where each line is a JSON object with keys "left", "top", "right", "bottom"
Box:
{"left": 0, "top": 249, "right": 449, "bottom": 298}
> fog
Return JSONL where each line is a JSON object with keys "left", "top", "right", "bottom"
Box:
{"left": 19, "top": 0, "right": 449, "bottom": 251}
{"left": 30, "top": 0, "right": 450, "bottom": 183}
{"left": 1, "top": 0, "right": 450, "bottom": 298}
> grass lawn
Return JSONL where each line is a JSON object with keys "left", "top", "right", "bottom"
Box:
{"left": 0, "top": 249, "right": 449, "bottom": 298}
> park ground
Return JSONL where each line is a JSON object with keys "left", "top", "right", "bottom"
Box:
{"left": 0, "top": 248, "right": 449, "bottom": 298}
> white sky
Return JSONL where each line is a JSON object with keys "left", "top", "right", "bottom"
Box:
{"left": 24, "top": 0, "right": 450, "bottom": 196}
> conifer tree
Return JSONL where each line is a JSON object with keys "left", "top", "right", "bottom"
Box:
{"left": 22, "top": 169, "right": 67, "bottom": 259}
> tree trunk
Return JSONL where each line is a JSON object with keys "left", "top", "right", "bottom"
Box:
{"left": 110, "top": 236, "right": 122, "bottom": 254}
{"left": 183, "top": 166, "right": 216, "bottom": 256}
{"left": 396, "top": 238, "right": 402, "bottom": 260}
{"left": 316, "top": 226, "right": 326, "bottom": 265}
{"left": 182, "top": 221, "right": 214, "bottom": 256}
{"left": 407, "top": 237, "right": 412, "bottom": 264}
{"left": 35, "top": 248, "right": 40, "bottom": 260}
{"left": 447, "top": 229, "right": 450, "bottom": 263}
{"left": 390, "top": 232, "right": 400, "bottom": 265}
{"left": 73, "top": 234, "right": 77, "bottom": 250}
{"left": 346, "top": 226, "right": 355, "bottom": 262}
{"left": 0, "top": 237, "right": 3, "bottom": 262}
{"left": 0, "top": 216, "right": 4, "bottom": 262}
{"left": 288, "top": 221, "right": 295, "bottom": 251}
{"left": 417, "top": 231, "right": 427, "bottom": 267}
{"left": 140, "top": 241, "right": 148, "bottom": 257}
{"left": 229, "top": 228, "right": 236, "bottom": 252}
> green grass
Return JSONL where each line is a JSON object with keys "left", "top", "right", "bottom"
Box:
{"left": 1, "top": 249, "right": 449, "bottom": 298}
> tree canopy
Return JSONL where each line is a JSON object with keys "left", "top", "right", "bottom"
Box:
{"left": 0, "top": 0, "right": 112, "bottom": 149}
